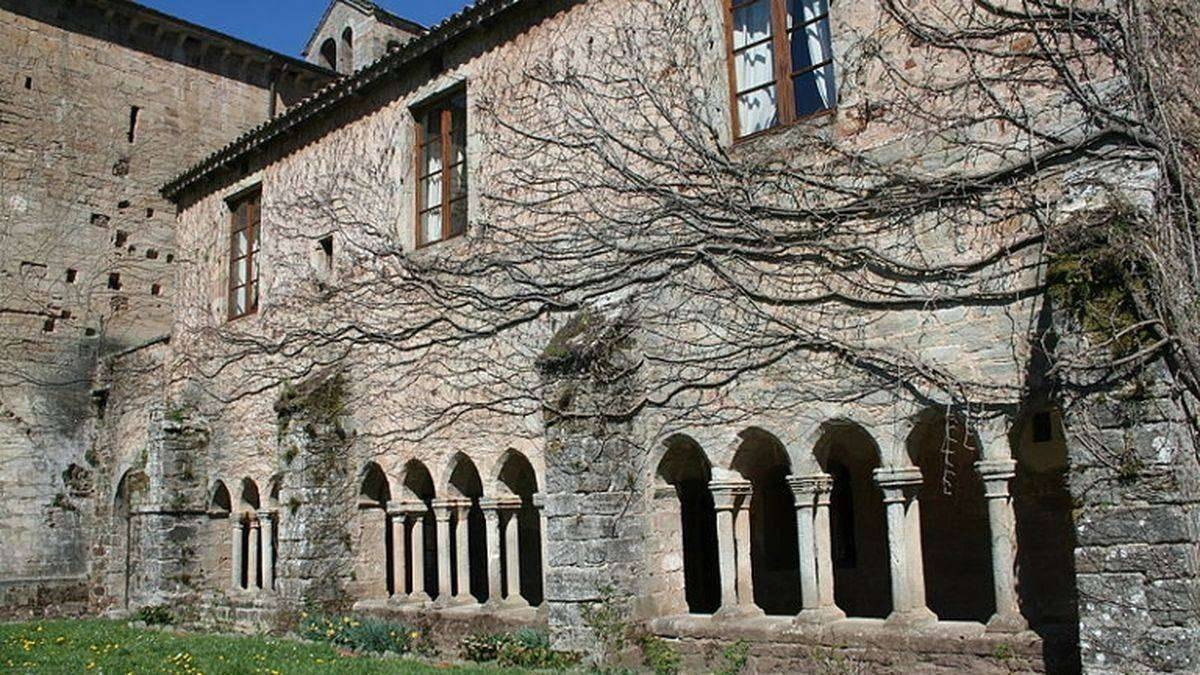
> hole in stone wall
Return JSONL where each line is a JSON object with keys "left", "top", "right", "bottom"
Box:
{"left": 114, "top": 231, "right": 128, "bottom": 247}
{"left": 146, "top": 208, "right": 154, "bottom": 218}
{"left": 145, "top": 249, "right": 159, "bottom": 259}
{"left": 166, "top": 253, "right": 174, "bottom": 263}
{"left": 127, "top": 106, "right": 140, "bottom": 143}
{"left": 319, "top": 235, "right": 334, "bottom": 270}
{"left": 91, "top": 213, "right": 110, "bottom": 227}
{"left": 92, "top": 389, "right": 108, "bottom": 419}
{"left": 60, "top": 310, "right": 71, "bottom": 320}
{"left": 150, "top": 283, "right": 162, "bottom": 296}
{"left": 24, "top": 76, "right": 32, "bottom": 90}
{"left": 118, "top": 200, "right": 130, "bottom": 210}
{"left": 107, "top": 273, "right": 121, "bottom": 290}
{"left": 85, "top": 328, "right": 97, "bottom": 337}
{"left": 42, "top": 318, "right": 55, "bottom": 332}
{"left": 65, "top": 268, "right": 77, "bottom": 283}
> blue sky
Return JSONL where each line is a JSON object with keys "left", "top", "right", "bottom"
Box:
{"left": 136, "top": 0, "right": 474, "bottom": 57}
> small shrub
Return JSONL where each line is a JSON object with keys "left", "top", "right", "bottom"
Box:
{"left": 135, "top": 605, "right": 174, "bottom": 626}
{"left": 299, "top": 614, "right": 418, "bottom": 655}
{"left": 459, "top": 628, "right": 579, "bottom": 669}
{"left": 640, "top": 635, "right": 681, "bottom": 675}
{"left": 717, "top": 640, "right": 750, "bottom": 675}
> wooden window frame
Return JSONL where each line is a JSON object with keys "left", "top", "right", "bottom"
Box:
{"left": 227, "top": 187, "right": 261, "bottom": 321}
{"left": 724, "top": 0, "right": 836, "bottom": 141}
{"left": 414, "top": 87, "right": 468, "bottom": 248}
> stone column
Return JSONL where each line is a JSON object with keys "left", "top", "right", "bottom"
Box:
{"left": 710, "top": 479, "right": 759, "bottom": 618}
{"left": 387, "top": 507, "right": 406, "bottom": 601}
{"left": 533, "top": 493, "right": 548, "bottom": 607}
{"left": 406, "top": 508, "right": 430, "bottom": 603}
{"left": 432, "top": 499, "right": 454, "bottom": 604}
{"left": 451, "top": 499, "right": 474, "bottom": 604}
{"left": 247, "top": 515, "right": 261, "bottom": 591}
{"left": 500, "top": 497, "right": 528, "bottom": 608}
{"left": 230, "top": 518, "right": 244, "bottom": 590}
{"left": 812, "top": 474, "right": 842, "bottom": 617}
{"left": 480, "top": 499, "right": 504, "bottom": 606}
{"left": 874, "top": 467, "right": 935, "bottom": 626}
{"left": 258, "top": 511, "right": 275, "bottom": 593}
{"left": 788, "top": 474, "right": 842, "bottom": 622}
{"left": 976, "top": 458, "right": 1028, "bottom": 633}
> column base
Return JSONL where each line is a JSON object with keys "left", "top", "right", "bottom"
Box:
{"left": 793, "top": 605, "right": 846, "bottom": 625}
{"left": 884, "top": 607, "right": 937, "bottom": 628}
{"left": 985, "top": 611, "right": 1028, "bottom": 633}
{"left": 436, "top": 594, "right": 477, "bottom": 609}
{"left": 498, "top": 596, "right": 531, "bottom": 610}
{"left": 714, "top": 604, "right": 765, "bottom": 620}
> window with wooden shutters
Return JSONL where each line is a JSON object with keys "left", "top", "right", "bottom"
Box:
{"left": 726, "top": 0, "right": 836, "bottom": 139}
{"left": 228, "top": 189, "right": 261, "bottom": 320}
{"left": 415, "top": 88, "right": 467, "bottom": 247}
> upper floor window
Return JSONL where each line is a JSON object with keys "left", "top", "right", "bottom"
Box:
{"left": 727, "top": 0, "right": 836, "bottom": 139}
{"left": 228, "top": 188, "right": 261, "bottom": 320}
{"left": 415, "top": 89, "right": 468, "bottom": 247}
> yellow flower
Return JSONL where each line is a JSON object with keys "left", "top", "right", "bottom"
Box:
{"left": 409, "top": 631, "right": 420, "bottom": 639}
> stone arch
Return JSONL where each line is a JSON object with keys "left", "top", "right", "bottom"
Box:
{"left": 657, "top": 434, "right": 720, "bottom": 614}
{"left": 813, "top": 419, "right": 890, "bottom": 618}
{"left": 340, "top": 27, "right": 354, "bottom": 73}
{"left": 208, "top": 480, "right": 232, "bottom": 514}
{"left": 1010, "top": 403, "right": 1078, "bottom": 665}
{"left": 112, "top": 469, "right": 147, "bottom": 609}
{"left": 907, "top": 408, "right": 994, "bottom": 623}
{"left": 399, "top": 459, "right": 436, "bottom": 598}
{"left": 495, "top": 449, "right": 544, "bottom": 606}
{"left": 355, "top": 462, "right": 394, "bottom": 597}
{"left": 238, "top": 477, "right": 260, "bottom": 513}
{"left": 205, "top": 479, "right": 233, "bottom": 593}
{"left": 319, "top": 37, "right": 337, "bottom": 71}
{"left": 234, "top": 478, "right": 263, "bottom": 590}
{"left": 444, "top": 452, "right": 486, "bottom": 602}
{"left": 730, "top": 427, "right": 800, "bottom": 615}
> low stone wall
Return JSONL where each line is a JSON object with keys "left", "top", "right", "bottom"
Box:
{"left": 649, "top": 615, "right": 1045, "bottom": 674}
{"left": 354, "top": 601, "right": 544, "bottom": 655}
{"left": 0, "top": 576, "right": 90, "bottom": 620}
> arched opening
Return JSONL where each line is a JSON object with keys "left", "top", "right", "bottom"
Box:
{"left": 207, "top": 480, "right": 232, "bottom": 591}
{"left": 446, "top": 453, "right": 486, "bottom": 603}
{"left": 497, "top": 450, "right": 544, "bottom": 606}
{"left": 238, "top": 478, "right": 262, "bottom": 590}
{"left": 356, "top": 463, "right": 393, "bottom": 597}
{"left": 814, "top": 422, "right": 890, "bottom": 618}
{"left": 401, "top": 460, "right": 436, "bottom": 598}
{"left": 340, "top": 27, "right": 354, "bottom": 73}
{"left": 656, "top": 436, "right": 720, "bottom": 614}
{"left": 1012, "top": 406, "right": 1079, "bottom": 672}
{"left": 319, "top": 38, "right": 337, "bottom": 71}
{"left": 908, "top": 411, "right": 994, "bottom": 622}
{"left": 112, "top": 469, "right": 146, "bottom": 609}
{"left": 731, "top": 428, "right": 799, "bottom": 615}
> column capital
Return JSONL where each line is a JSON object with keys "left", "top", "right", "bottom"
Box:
{"left": 786, "top": 473, "right": 832, "bottom": 498}
{"left": 388, "top": 499, "right": 426, "bottom": 516}
{"left": 498, "top": 496, "right": 523, "bottom": 510}
{"left": 975, "top": 458, "right": 1017, "bottom": 481}
{"left": 478, "top": 498, "right": 503, "bottom": 511}
{"left": 709, "top": 479, "right": 752, "bottom": 510}
{"left": 256, "top": 509, "right": 277, "bottom": 521}
{"left": 431, "top": 498, "right": 457, "bottom": 520}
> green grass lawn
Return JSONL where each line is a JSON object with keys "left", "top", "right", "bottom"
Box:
{"left": 0, "top": 619, "right": 525, "bottom": 674}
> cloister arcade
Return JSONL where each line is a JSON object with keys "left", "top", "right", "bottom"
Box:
{"left": 653, "top": 407, "right": 1075, "bottom": 635}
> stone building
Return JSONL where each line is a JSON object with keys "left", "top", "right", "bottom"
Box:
{"left": 4, "top": 1, "right": 1200, "bottom": 674}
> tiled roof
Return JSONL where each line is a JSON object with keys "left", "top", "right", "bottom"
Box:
{"left": 162, "top": 0, "right": 533, "bottom": 202}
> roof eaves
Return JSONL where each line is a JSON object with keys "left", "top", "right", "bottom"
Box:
{"left": 162, "top": 0, "right": 531, "bottom": 203}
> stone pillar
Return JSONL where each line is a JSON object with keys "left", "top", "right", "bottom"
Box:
{"left": 976, "top": 458, "right": 1028, "bottom": 633}
{"left": 812, "top": 474, "right": 841, "bottom": 616}
{"left": 480, "top": 499, "right": 504, "bottom": 606}
{"left": 247, "top": 516, "right": 261, "bottom": 591}
{"left": 874, "top": 467, "right": 935, "bottom": 626}
{"left": 710, "top": 479, "right": 759, "bottom": 618}
{"left": 259, "top": 511, "right": 275, "bottom": 593}
{"left": 788, "top": 474, "right": 843, "bottom": 622}
{"left": 432, "top": 499, "right": 454, "bottom": 604}
{"left": 406, "top": 508, "right": 430, "bottom": 603}
{"left": 230, "top": 518, "right": 244, "bottom": 590}
{"left": 387, "top": 507, "right": 406, "bottom": 601}
{"left": 451, "top": 499, "right": 474, "bottom": 604}
{"left": 533, "top": 493, "right": 547, "bottom": 607}
{"left": 500, "top": 497, "right": 528, "bottom": 607}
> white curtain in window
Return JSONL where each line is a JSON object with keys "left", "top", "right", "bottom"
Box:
{"left": 733, "top": 0, "right": 777, "bottom": 134}
{"left": 800, "top": 0, "right": 836, "bottom": 108}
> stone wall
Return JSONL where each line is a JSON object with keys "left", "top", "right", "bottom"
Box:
{"left": 0, "top": 0, "right": 330, "bottom": 608}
